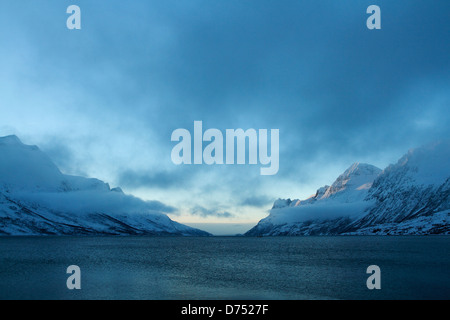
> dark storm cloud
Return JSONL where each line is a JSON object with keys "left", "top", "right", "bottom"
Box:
{"left": 239, "top": 195, "right": 274, "bottom": 208}
{"left": 6, "top": 0, "right": 447, "bottom": 152}
{"left": 87, "top": 0, "right": 449, "bottom": 172}
{"left": 117, "top": 167, "right": 198, "bottom": 189}
{"left": 190, "top": 206, "right": 234, "bottom": 218}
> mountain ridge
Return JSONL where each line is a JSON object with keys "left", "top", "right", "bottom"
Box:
{"left": 0, "top": 135, "right": 210, "bottom": 236}
{"left": 246, "top": 141, "right": 450, "bottom": 236}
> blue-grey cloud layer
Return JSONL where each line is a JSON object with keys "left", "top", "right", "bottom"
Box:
{"left": 0, "top": 1, "right": 449, "bottom": 220}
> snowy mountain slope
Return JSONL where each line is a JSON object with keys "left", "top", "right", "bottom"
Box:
{"left": 246, "top": 141, "right": 450, "bottom": 236}
{"left": 246, "top": 163, "right": 382, "bottom": 236}
{"left": 0, "top": 135, "right": 210, "bottom": 236}
{"left": 344, "top": 140, "right": 450, "bottom": 234}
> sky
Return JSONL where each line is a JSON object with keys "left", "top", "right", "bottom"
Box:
{"left": 0, "top": 1, "right": 449, "bottom": 235}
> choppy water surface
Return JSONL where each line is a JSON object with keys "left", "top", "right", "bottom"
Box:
{"left": 0, "top": 236, "right": 448, "bottom": 300}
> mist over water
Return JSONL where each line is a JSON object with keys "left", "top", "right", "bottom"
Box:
{"left": 0, "top": 236, "right": 448, "bottom": 300}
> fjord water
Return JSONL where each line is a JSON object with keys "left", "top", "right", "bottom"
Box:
{"left": 0, "top": 236, "right": 448, "bottom": 300}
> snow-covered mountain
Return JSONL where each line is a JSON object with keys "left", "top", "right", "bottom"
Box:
{"left": 0, "top": 135, "right": 210, "bottom": 236}
{"left": 246, "top": 141, "right": 450, "bottom": 236}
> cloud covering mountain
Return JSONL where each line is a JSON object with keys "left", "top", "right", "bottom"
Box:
{"left": 0, "top": 135, "right": 210, "bottom": 236}
{"left": 246, "top": 141, "right": 450, "bottom": 236}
